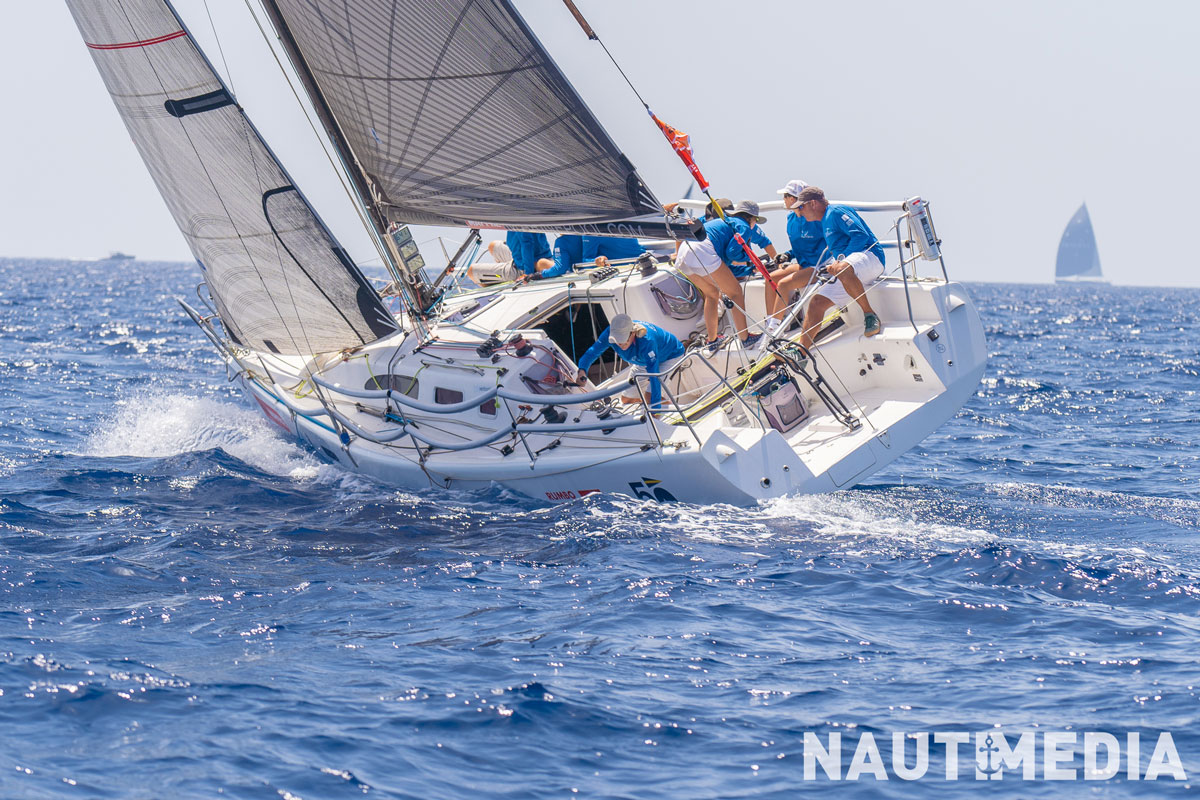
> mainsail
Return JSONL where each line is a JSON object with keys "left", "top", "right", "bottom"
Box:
{"left": 1055, "top": 203, "right": 1104, "bottom": 282}
{"left": 258, "top": 0, "right": 683, "bottom": 239}
{"left": 65, "top": 0, "right": 399, "bottom": 356}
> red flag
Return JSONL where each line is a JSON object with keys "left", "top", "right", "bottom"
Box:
{"left": 650, "top": 112, "right": 709, "bottom": 193}
{"left": 648, "top": 110, "right": 779, "bottom": 295}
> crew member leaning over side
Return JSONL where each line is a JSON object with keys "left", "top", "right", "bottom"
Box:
{"left": 765, "top": 178, "right": 826, "bottom": 331}
{"left": 668, "top": 200, "right": 763, "bottom": 351}
{"left": 795, "top": 185, "right": 885, "bottom": 347}
{"left": 575, "top": 314, "right": 685, "bottom": 408}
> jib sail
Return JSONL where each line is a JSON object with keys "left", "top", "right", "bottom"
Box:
{"left": 65, "top": 0, "right": 399, "bottom": 356}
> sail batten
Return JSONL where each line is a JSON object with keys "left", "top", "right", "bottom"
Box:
{"left": 66, "top": 0, "right": 399, "bottom": 356}
{"left": 259, "top": 0, "right": 676, "bottom": 235}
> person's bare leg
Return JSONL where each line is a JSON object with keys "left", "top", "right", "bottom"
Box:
{"left": 710, "top": 265, "right": 750, "bottom": 339}
{"left": 765, "top": 265, "right": 794, "bottom": 318}
{"left": 772, "top": 267, "right": 815, "bottom": 322}
{"left": 800, "top": 295, "right": 834, "bottom": 350}
{"left": 689, "top": 273, "right": 721, "bottom": 341}
{"left": 828, "top": 262, "right": 876, "bottom": 316}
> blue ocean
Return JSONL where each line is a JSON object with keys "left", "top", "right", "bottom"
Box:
{"left": 1, "top": 256, "right": 1197, "bottom": 798}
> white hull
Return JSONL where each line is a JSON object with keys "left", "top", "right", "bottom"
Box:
{"left": 208, "top": 263, "right": 986, "bottom": 505}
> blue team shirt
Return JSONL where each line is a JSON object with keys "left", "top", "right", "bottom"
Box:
{"left": 821, "top": 205, "right": 885, "bottom": 266}
{"left": 784, "top": 212, "right": 827, "bottom": 267}
{"left": 540, "top": 234, "right": 584, "bottom": 279}
{"left": 540, "top": 235, "right": 645, "bottom": 278}
{"left": 505, "top": 231, "right": 552, "bottom": 276}
{"left": 582, "top": 236, "right": 644, "bottom": 263}
{"left": 701, "top": 218, "right": 736, "bottom": 267}
{"left": 577, "top": 321, "right": 685, "bottom": 407}
{"left": 723, "top": 217, "right": 773, "bottom": 278}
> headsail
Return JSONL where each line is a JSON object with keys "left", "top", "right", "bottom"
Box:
{"left": 65, "top": 0, "right": 399, "bottom": 356}
{"left": 258, "top": 0, "right": 685, "bottom": 239}
{"left": 1055, "top": 203, "right": 1103, "bottom": 282}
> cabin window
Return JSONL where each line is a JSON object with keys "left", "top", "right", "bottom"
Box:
{"left": 364, "top": 374, "right": 418, "bottom": 397}
{"left": 435, "top": 387, "right": 464, "bottom": 405}
{"left": 534, "top": 301, "right": 618, "bottom": 383}
{"left": 479, "top": 398, "right": 498, "bottom": 416}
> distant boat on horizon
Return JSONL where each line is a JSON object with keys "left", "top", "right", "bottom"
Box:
{"left": 103, "top": 251, "right": 136, "bottom": 262}
{"left": 1055, "top": 203, "right": 1107, "bottom": 284}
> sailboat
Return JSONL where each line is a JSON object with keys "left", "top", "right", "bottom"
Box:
{"left": 1056, "top": 203, "right": 1107, "bottom": 284}
{"left": 65, "top": 0, "right": 987, "bottom": 505}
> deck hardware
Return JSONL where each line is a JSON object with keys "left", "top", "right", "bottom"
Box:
{"left": 476, "top": 335, "right": 503, "bottom": 357}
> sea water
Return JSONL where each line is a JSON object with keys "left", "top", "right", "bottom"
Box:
{"left": 0, "top": 258, "right": 1197, "bottom": 798}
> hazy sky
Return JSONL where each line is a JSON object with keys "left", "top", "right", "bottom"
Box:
{"left": 3, "top": 1, "right": 1197, "bottom": 286}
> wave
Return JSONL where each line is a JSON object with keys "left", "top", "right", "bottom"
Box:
{"left": 81, "top": 391, "right": 334, "bottom": 482}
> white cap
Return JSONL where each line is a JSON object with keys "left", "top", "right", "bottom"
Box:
{"left": 608, "top": 314, "right": 635, "bottom": 344}
{"left": 776, "top": 179, "right": 809, "bottom": 198}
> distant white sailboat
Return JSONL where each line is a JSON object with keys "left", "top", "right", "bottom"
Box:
{"left": 1055, "top": 203, "right": 1107, "bottom": 284}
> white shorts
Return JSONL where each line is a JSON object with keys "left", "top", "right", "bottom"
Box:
{"left": 470, "top": 260, "right": 517, "bottom": 285}
{"left": 675, "top": 239, "right": 723, "bottom": 277}
{"left": 816, "top": 250, "right": 885, "bottom": 305}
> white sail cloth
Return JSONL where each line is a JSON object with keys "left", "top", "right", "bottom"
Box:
{"left": 65, "top": 0, "right": 398, "bottom": 356}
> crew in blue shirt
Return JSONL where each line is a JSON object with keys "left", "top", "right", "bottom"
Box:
{"left": 536, "top": 234, "right": 584, "bottom": 279}
{"left": 784, "top": 212, "right": 827, "bottom": 267}
{"left": 537, "top": 235, "right": 645, "bottom": 279}
{"left": 793, "top": 185, "right": 886, "bottom": 347}
{"left": 575, "top": 314, "right": 684, "bottom": 408}
{"left": 506, "top": 231, "right": 552, "bottom": 276}
{"left": 582, "top": 235, "right": 644, "bottom": 264}
{"left": 669, "top": 209, "right": 759, "bottom": 348}
{"left": 765, "top": 180, "right": 828, "bottom": 329}
{"left": 821, "top": 205, "right": 885, "bottom": 267}
{"left": 724, "top": 201, "right": 777, "bottom": 278}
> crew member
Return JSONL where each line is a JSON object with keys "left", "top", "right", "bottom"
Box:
{"left": 575, "top": 314, "right": 685, "bottom": 408}
{"left": 725, "top": 200, "right": 778, "bottom": 279}
{"left": 794, "top": 185, "right": 886, "bottom": 346}
{"left": 764, "top": 179, "right": 827, "bottom": 331}
{"left": 506, "top": 230, "right": 552, "bottom": 277}
{"left": 535, "top": 235, "right": 645, "bottom": 279}
{"left": 670, "top": 199, "right": 764, "bottom": 350}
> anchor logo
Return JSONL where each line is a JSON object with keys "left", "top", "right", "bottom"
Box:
{"left": 978, "top": 733, "right": 1003, "bottom": 777}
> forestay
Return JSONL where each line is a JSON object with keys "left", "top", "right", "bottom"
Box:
{"left": 65, "top": 0, "right": 399, "bottom": 356}
{"left": 260, "top": 0, "right": 683, "bottom": 239}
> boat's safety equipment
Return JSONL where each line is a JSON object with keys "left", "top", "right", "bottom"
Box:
{"left": 903, "top": 197, "right": 941, "bottom": 261}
